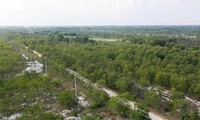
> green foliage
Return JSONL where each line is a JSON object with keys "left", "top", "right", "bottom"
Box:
{"left": 108, "top": 98, "right": 131, "bottom": 117}
{"left": 149, "top": 39, "right": 167, "bottom": 46}
{"left": 75, "top": 36, "right": 94, "bottom": 44}
{"left": 18, "top": 105, "right": 64, "bottom": 120}
{"left": 0, "top": 73, "right": 61, "bottom": 117}
{"left": 55, "top": 33, "right": 65, "bottom": 42}
{"left": 181, "top": 111, "right": 200, "bottom": 120}
{"left": 96, "top": 79, "right": 106, "bottom": 87}
{"left": 0, "top": 40, "right": 24, "bottom": 78}
{"left": 63, "top": 32, "right": 77, "bottom": 36}
{"left": 58, "top": 90, "right": 78, "bottom": 109}
{"left": 1, "top": 27, "right": 200, "bottom": 119}
{"left": 172, "top": 99, "right": 198, "bottom": 116}
{"left": 163, "top": 102, "right": 173, "bottom": 112}
{"left": 194, "top": 83, "right": 200, "bottom": 93}
{"left": 108, "top": 98, "right": 150, "bottom": 119}
{"left": 82, "top": 114, "right": 100, "bottom": 120}
{"left": 155, "top": 72, "right": 170, "bottom": 87}
{"left": 106, "top": 72, "right": 118, "bottom": 88}
{"left": 12, "top": 32, "right": 200, "bottom": 99}
{"left": 118, "top": 92, "right": 136, "bottom": 101}
{"left": 144, "top": 90, "right": 162, "bottom": 109}
{"left": 129, "top": 110, "right": 151, "bottom": 120}
{"left": 43, "top": 112, "right": 64, "bottom": 120}
{"left": 139, "top": 77, "right": 150, "bottom": 87}
{"left": 170, "top": 91, "right": 185, "bottom": 101}
{"left": 115, "top": 77, "right": 132, "bottom": 92}
{"left": 130, "top": 103, "right": 151, "bottom": 120}
{"left": 85, "top": 88, "right": 109, "bottom": 108}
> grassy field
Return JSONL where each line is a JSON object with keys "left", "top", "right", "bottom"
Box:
{"left": 64, "top": 36, "right": 76, "bottom": 39}
{"left": 89, "top": 37, "right": 122, "bottom": 42}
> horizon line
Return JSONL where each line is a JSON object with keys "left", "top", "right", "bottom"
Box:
{"left": 1, "top": 24, "right": 200, "bottom": 27}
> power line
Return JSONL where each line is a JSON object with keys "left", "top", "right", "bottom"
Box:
{"left": 45, "top": 57, "right": 48, "bottom": 75}
{"left": 74, "top": 74, "right": 77, "bottom": 97}
{"left": 22, "top": 47, "right": 151, "bottom": 119}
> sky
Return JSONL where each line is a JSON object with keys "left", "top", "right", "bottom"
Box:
{"left": 0, "top": 0, "right": 200, "bottom": 26}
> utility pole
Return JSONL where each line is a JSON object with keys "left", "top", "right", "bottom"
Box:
{"left": 74, "top": 74, "right": 77, "bottom": 96}
{"left": 30, "top": 49, "right": 32, "bottom": 65}
{"left": 45, "top": 57, "right": 48, "bottom": 75}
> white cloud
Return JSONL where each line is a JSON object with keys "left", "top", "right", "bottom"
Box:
{"left": 162, "top": 0, "right": 181, "bottom": 6}
{"left": 0, "top": 0, "right": 199, "bottom": 25}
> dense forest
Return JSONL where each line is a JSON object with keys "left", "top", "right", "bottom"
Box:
{"left": 0, "top": 40, "right": 24, "bottom": 78}
{"left": 0, "top": 26, "right": 200, "bottom": 120}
